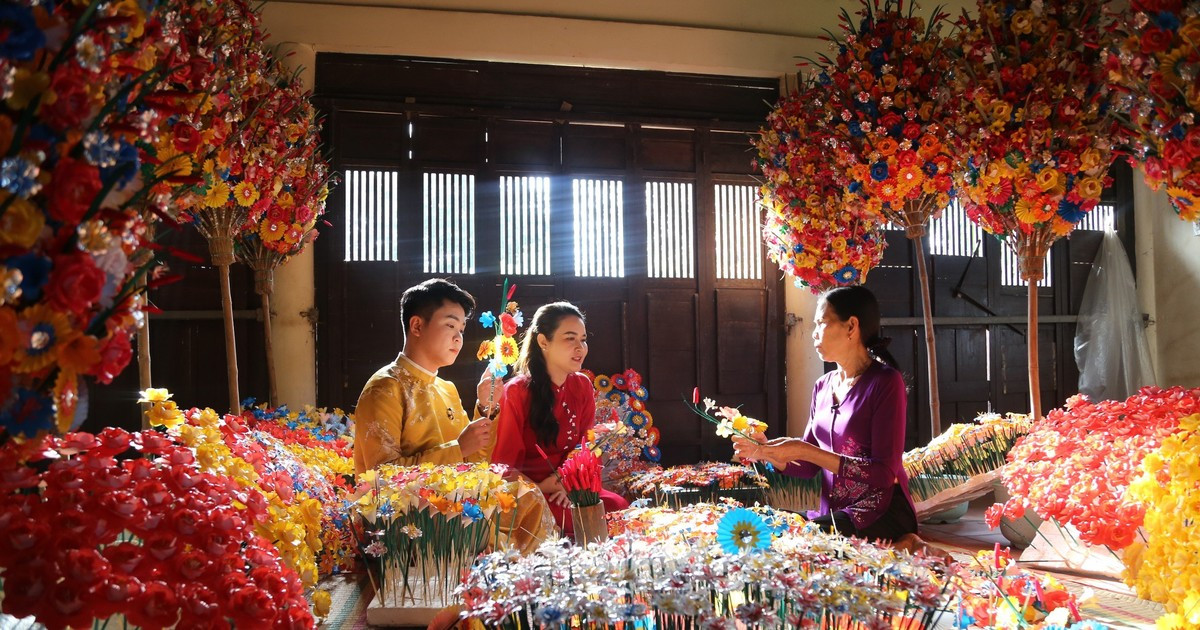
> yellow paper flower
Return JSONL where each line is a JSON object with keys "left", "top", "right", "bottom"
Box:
{"left": 0, "top": 196, "right": 45, "bottom": 248}
{"left": 204, "top": 180, "right": 231, "bottom": 208}
{"left": 497, "top": 336, "right": 519, "bottom": 365}
{"left": 233, "top": 181, "right": 260, "bottom": 207}
{"left": 138, "top": 388, "right": 173, "bottom": 403}
{"left": 13, "top": 305, "right": 72, "bottom": 374}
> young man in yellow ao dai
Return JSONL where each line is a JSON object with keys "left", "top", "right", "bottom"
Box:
{"left": 352, "top": 278, "right": 553, "bottom": 554}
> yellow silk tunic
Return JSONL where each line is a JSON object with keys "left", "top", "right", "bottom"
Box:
{"left": 352, "top": 354, "right": 486, "bottom": 474}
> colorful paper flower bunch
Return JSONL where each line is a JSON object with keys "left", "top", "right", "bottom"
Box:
{"left": 815, "top": 0, "right": 959, "bottom": 232}
{"left": 348, "top": 461, "right": 523, "bottom": 604}
{"left": 1106, "top": 1, "right": 1200, "bottom": 221}
{"left": 458, "top": 503, "right": 950, "bottom": 629}
{"left": 0, "top": 427, "right": 315, "bottom": 629}
{"left": 754, "top": 84, "right": 886, "bottom": 291}
{"left": 624, "top": 460, "right": 763, "bottom": 496}
{"left": 904, "top": 412, "right": 1033, "bottom": 501}
{"left": 231, "top": 59, "right": 332, "bottom": 266}
{"left": 236, "top": 401, "right": 358, "bottom": 576}
{"left": 949, "top": 0, "right": 1118, "bottom": 257}
{"left": 589, "top": 367, "right": 661, "bottom": 468}
{"left": 686, "top": 391, "right": 767, "bottom": 442}
{"left": 950, "top": 547, "right": 1100, "bottom": 630}
{"left": 559, "top": 444, "right": 603, "bottom": 507}
{"left": 0, "top": 0, "right": 217, "bottom": 438}
{"left": 142, "top": 391, "right": 344, "bottom": 589}
{"left": 608, "top": 501, "right": 810, "bottom": 550}
{"left": 1123, "top": 412, "right": 1200, "bottom": 619}
{"left": 476, "top": 280, "right": 523, "bottom": 381}
{"left": 993, "top": 386, "right": 1200, "bottom": 550}
{"left": 144, "top": 0, "right": 268, "bottom": 216}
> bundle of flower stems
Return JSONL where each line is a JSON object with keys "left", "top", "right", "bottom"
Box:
{"left": 761, "top": 466, "right": 823, "bottom": 514}
{"left": 903, "top": 413, "right": 1032, "bottom": 501}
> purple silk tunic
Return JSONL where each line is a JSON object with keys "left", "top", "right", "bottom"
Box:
{"left": 784, "top": 360, "right": 915, "bottom": 530}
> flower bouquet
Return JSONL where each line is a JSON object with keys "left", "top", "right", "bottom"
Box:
{"left": 949, "top": 0, "right": 1118, "bottom": 418}
{"left": 559, "top": 446, "right": 607, "bottom": 545}
{"left": 949, "top": 547, "right": 1102, "bottom": 630}
{"left": 348, "top": 462, "right": 522, "bottom": 607}
{"left": 476, "top": 279, "right": 523, "bottom": 409}
{"left": 904, "top": 412, "right": 1033, "bottom": 503}
{"left": 231, "top": 60, "right": 333, "bottom": 405}
{"left": 0, "top": 0, "right": 223, "bottom": 437}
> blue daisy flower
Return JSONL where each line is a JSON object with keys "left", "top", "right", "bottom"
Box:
{"left": 716, "top": 508, "right": 771, "bottom": 555}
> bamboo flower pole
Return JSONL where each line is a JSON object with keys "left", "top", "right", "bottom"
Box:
{"left": 1016, "top": 230, "right": 1053, "bottom": 419}
{"left": 195, "top": 205, "right": 248, "bottom": 413}
{"left": 239, "top": 242, "right": 286, "bottom": 406}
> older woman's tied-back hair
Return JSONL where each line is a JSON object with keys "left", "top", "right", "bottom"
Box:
{"left": 516, "top": 302, "right": 586, "bottom": 447}
{"left": 818, "top": 286, "right": 901, "bottom": 372}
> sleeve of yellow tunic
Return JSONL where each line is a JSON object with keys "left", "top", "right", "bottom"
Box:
{"left": 353, "top": 359, "right": 479, "bottom": 474}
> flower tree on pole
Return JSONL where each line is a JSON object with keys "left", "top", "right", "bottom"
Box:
{"left": 813, "top": 0, "right": 958, "bottom": 435}
{"left": 1107, "top": 1, "right": 1200, "bottom": 222}
{"left": 755, "top": 83, "right": 887, "bottom": 293}
{"left": 949, "top": 0, "right": 1117, "bottom": 418}
{"left": 233, "top": 59, "right": 332, "bottom": 407}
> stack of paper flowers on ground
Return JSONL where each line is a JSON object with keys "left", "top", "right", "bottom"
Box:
{"left": 146, "top": 391, "right": 358, "bottom": 591}
{"left": 903, "top": 412, "right": 1033, "bottom": 503}
{"left": 625, "top": 462, "right": 768, "bottom": 508}
{"left": 458, "top": 501, "right": 950, "bottom": 629}
{"left": 347, "top": 462, "right": 523, "bottom": 607}
{"left": 950, "top": 547, "right": 1106, "bottom": 630}
{"left": 994, "top": 387, "right": 1200, "bottom": 554}
{"left": 587, "top": 369, "right": 662, "bottom": 496}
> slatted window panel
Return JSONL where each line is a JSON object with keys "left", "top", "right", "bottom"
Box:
{"left": 714, "top": 184, "right": 763, "bottom": 280}
{"left": 1000, "top": 244, "right": 1052, "bottom": 287}
{"left": 929, "top": 201, "right": 983, "bottom": 257}
{"left": 423, "top": 172, "right": 475, "bottom": 274}
{"left": 343, "top": 169, "right": 398, "bottom": 262}
{"left": 645, "top": 182, "right": 695, "bottom": 279}
{"left": 572, "top": 179, "right": 624, "bottom": 277}
{"left": 500, "top": 175, "right": 552, "bottom": 276}
{"left": 1076, "top": 203, "right": 1115, "bottom": 232}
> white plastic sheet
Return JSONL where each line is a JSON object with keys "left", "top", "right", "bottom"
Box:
{"left": 1074, "top": 230, "right": 1156, "bottom": 401}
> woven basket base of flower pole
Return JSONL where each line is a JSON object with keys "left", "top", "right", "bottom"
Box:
{"left": 1017, "top": 520, "right": 1125, "bottom": 581}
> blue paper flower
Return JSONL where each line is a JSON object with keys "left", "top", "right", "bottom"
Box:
{"left": 870, "top": 160, "right": 889, "bottom": 182}
{"left": 0, "top": 5, "right": 45, "bottom": 61}
{"left": 642, "top": 446, "right": 661, "bottom": 462}
{"left": 478, "top": 311, "right": 496, "bottom": 328}
{"left": 716, "top": 508, "right": 771, "bottom": 554}
{"left": 462, "top": 500, "right": 485, "bottom": 522}
{"left": 834, "top": 265, "right": 860, "bottom": 285}
{"left": 7, "top": 253, "right": 50, "bottom": 302}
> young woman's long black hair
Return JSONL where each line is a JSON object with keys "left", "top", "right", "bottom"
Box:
{"left": 515, "top": 302, "right": 586, "bottom": 447}
{"left": 819, "top": 285, "right": 902, "bottom": 371}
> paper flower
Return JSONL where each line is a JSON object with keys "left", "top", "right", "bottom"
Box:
{"left": 716, "top": 508, "right": 772, "bottom": 554}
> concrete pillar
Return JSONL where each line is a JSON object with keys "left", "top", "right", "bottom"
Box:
{"left": 271, "top": 42, "right": 319, "bottom": 407}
